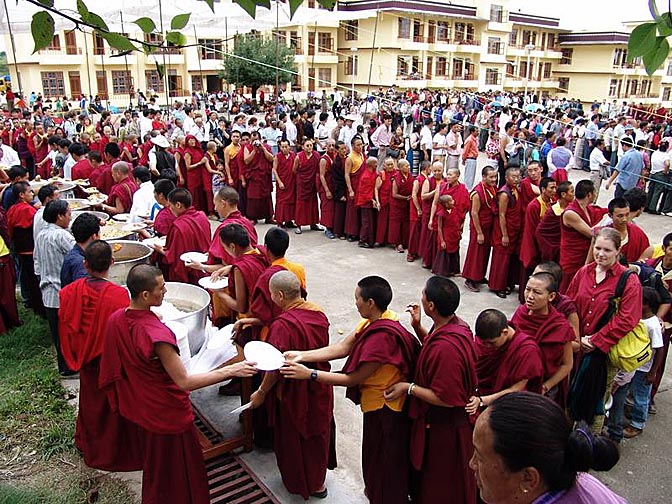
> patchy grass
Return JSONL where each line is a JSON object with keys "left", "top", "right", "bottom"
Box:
{"left": 0, "top": 308, "right": 138, "bottom": 503}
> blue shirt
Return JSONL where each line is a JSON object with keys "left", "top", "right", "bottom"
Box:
{"left": 60, "top": 244, "right": 87, "bottom": 288}
{"left": 614, "top": 148, "right": 643, "bottom": 191}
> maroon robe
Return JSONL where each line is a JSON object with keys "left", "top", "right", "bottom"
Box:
{"left": 106, "top": 176, "right": 138, "bottom": 213}
{"left": 243, "top": 143, "right": 274, "bottom": 220}
{"left": 419, "top": 177, "right": 438, "bottom": 268}
{"left": 228, "top": 250, "right": 270, "bottom": 321}
{"left": 475, "top": 331, "right": 544, "bottom": 396}
{"left": 99, "top": 309, "right": 209, "bottom": 504}
{"left": 553, "top": 293, "right": 578, "bottom": 320}
{"left": 375, "top": 170, "right": 393, "bottom": 245}
{"left": 432, "top": 207, "right": 462, "bottom": 276}
{"left": 71, "top": 158, "right": 94, "bottom": 180}
{"left": 519, "top": 177, "right": 539, "bottom": 211}
{"left": 90, "top": 163, "right": 115, "bottom": 195}
{"left": 619, "top": 222, "right": 650, "bottom": 262}
{"left": 0, "top": 214, "right": 20, "bottom": 334}
{"left": 437, "top": 180, "right": 470, "bottom": 225}
{"left": 535, "top": 205, "right": 563, "bottom": 263}
{"left": 294, "top": 151, "right": 320, "bottom": 226}
{"left": 208, "top": 210, "right": 258, "bottom": 266}
{"left": 342, "top": 318, "right": 420, "bottom": 504}
{"left": 153, "top": 206, "right": 177, "bottom": 237}
{"left": 318, "top": 152, "right": 335, "bottom": 229}
{"left": 409, "top": 317, "right": 477, "bottom": 504}
{"left": 407, "top": 173, "right": 426, "bottom": 258}
{"left": 489, "top": 185, "right": 522, "bottom": 292}
{"left": 462, "top": 182, "right": 497, "bottom": 283}
{"left": 250, "top": 264, "right": 286, "bottom": 342}
{"left": 265, "top": 305, "right": 336, "bottom": 500}
{"left": 345, "top": 166, "right": 363, "bottom": 237}
{"left": 511, "top": 305, "right": 574, "bottom": 408}
{"left": 388, "top": 171, "right": 413, "bottom": 247}
{"left": 59, "top": 278, "right": 142, "bottom": 471}
{"left": 520, "top": 196, "right": 549, "bottom": 269}
{"left": 559, "top": 201, "right": 607, "bottom": 292}
{"left": 274, "top": 150, "right": 296, "bottom": 224}
{"left": 164, "top": 208, "right": 211, "bottom": 284}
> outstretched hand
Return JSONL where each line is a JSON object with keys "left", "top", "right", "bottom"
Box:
{"left": 279, "top": 361, "right": 311, "bottom": 380}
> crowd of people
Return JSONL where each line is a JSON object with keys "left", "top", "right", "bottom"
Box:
{"left": 0, "top": 87, "right": 670, "bottom": 503}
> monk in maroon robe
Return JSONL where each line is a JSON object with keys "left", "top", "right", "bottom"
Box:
{"left": 388, "top": 160, "right": 413, "bottom": 251}
{"left": 419, "top": 162, "right": 443, "bottom": 268}
{"left": 357, "top": 158, "right": 379, "bottom": 248}
{"left": 468, "top": 309, "right": 543, "bottom": 413}
{"left": 59, "top": 240, "right": 143, "bottom": 471}
{"left": 71, "top": 157, "right": 93, "bottom": 181}
{"left": 512, "top": 273, "right": 575, "bottom": 408}
{"left": 463, "top": 167, "right": 498, "bottom": 292}
{"left": 603, "top": 197, "right": 650, "bottom": 262}
{"left": 519, "top": 161, "right": 542, "bottom": 211}
{"left": 251, "top": 271, "right": 335, "bottom": 500}
{"left": 151, "top": 179, "right": 177, "bottom": 237}
{"left": 383, "top": 276, "right": 477, "bottom": 504}
{"left": 242, "top": 134, "right": 274, "bottom": 221}
{"left": 152, "top": 188, "right": 211, "bottom": 284}
{"left": 100, "top": 162, "right": 138, "bottom": 215}
{"left": 406, "top": 161, "right": 430, "bottom": 261}
{"left": 430, "top": 167, "right": 470, "bottom": 230}
{"left": 344, "top": 138, "right": 366, "bottom": 239}
{"left": 293, "top": 138, "right": 320, "bottom": 232}
{"left": 0, "top": 211, "right": 20, "bottom": 334}
{"left": 318, "top": 142, "right": 337, "bottom": 236}
{"left": 99, "top": 264, "right": 257, "bottom": 504}
{"left": 535, "top": 181, "right": 574, "bottom": 264}
{"left": 273, "top": 139, "right": 297, "bottom": 227}
{"left": 331, "top": 142, "right": 348, "bottom": 238}
{"left": 374, "top": 158, "right": 395, "bottom": 245}
{"left": 489, "top": 167, "right": 523, "bottom": 298}
{"left": 283, "top": 276, "right": 420, "bottom": 504}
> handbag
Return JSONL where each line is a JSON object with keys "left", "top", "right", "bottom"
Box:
{"left": 597, "top": 271, "right": 652, "bottom": 372}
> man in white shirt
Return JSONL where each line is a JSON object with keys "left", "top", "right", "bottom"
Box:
{"left": 338, "top": 116, "right": 356, "bottom": 149}
{"left": 140, "top": 109, "right": 154, "bottom": 139}
{"left": 431, "top": 123, "right": 448, "bottom": 166}
{"left": 0, "top": 137, "right": 20, "bottom": 167}
{"left": 498, "top": 107, "right": 511, "bottom": 135}
{"left": 190, "top": 116, "right": 207, "bottom": 145}
{"left": 129, "top": 166, "right": 156, "bottom": 221}
{"left": 588, "top": 138, "right": 611, "bottom": 203}
{"left": 315, "top": 112, "right": 331, "bottom": 154}
{"left": 445, "top": 122, "right": 463, "bottom": 170}
{"left": 420, "top": 118, "right": 434, "bottom": 162}
{"left": 285, "top": 112, "right": 299, "bottom": 150}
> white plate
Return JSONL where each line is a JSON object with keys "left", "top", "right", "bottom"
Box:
{"left": 230, "top": 403, "right": 252, "bottom": 415}
{"left": 244, "top": 341, "right": 284, "bottom": 371}
{"left": 199, "top": 276, "right": 228, "bottom": 291}
{"left": 142, "top": 236, "right": 166, "bottom": 248}
{"left": 180, "top": 251, "right": 208, "bottom": 264}
{"left": 207, "top": 325, "right": 235, "bottom": 349}
{"left": 113, "top": 213, "right": 131, "bottom": 222}
{"left": 121, "top": 222, "right": 147, "bottom": 232}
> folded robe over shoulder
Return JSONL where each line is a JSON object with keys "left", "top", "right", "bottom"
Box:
{"left": 164, "top": 207, "right": 211, "bottom": 283}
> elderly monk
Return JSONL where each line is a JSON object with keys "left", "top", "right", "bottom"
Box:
{"left": 293, "top": 138, "right": 321, "bottom": 234}
{"left": 99, "top": 264, "right": 257, "bottom": 504}
{"left": 373, "top": 157, "right": 395, "bottom": 246}
{"left": 535, "top": 181, "right": 574, "bottom": 264}
{"left": 384, "top": 276, "right": 477, "bottom": 504}
{"left": 273, "top": 139, "right": 297, "bottom": 228}
{"left": 344, "top": 137, "right": 366, "bottom": 240}
{"left": 152, "top": 188, "right": 210, "bottom": 284}
{"left": 283, "top": 276, "right": 419, "bottom": 504}
{"left": 250, "top": 270, "right": 335, "bottom": 500}
{"left": 463, "top": 166, "right": 498, "bottom": 293}
{"left": 559, "top": 179, "right": 607, "bottom": 293}
{"left": 489, "top": 167, "right": 523, "bottom": 299}
{"left": 100, "top": 161, "right": 138, "bottom": 216}
{"left": 388, "top": 159, "right": 413, "bottom": 252}
{"left": 406, "top": 161, "right": 431, "bottom": 262}
{"left": 511, "top": 272, "right": 576, "bottom": 408}
{"left": 467, "top": 309, "right": 544, "bottom": 415}
{"left": 429, "top": 166, "right": 470, "bottom": 231}
{"left": 59, "top": 240, "right": 143, "bottom": 471}
{"left": 419, "top": 161, "right": 443, "bottom": 268}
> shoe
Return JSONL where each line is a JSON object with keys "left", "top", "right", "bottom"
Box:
{"left": 495, "top": 290, "right": 508, "bottom": 299}
{"left": 358, "top": 242, "right": 372, "bottom": 249}
{"left": 286, "top": 221, "right": 297, "bottom": 228}
{"left": 623, "top": 426, "right": 642, "bottom": 439}
{"left": 310, "top": 224, "right": 323, "bottom": 231}
{"left": 406, "top": 254, "right": 416, "bottom": 262}
{"left": 347, "top": 235, "right": 357, "bottom": 242}
{"left": 395, "top": 244, "right": 405, "bottom": 253}
{"left": 310, "top": 488, "right": 328, "bottom": 499}
{"left": 294, "top": 227, "right": 303, "bottom": 235}
{"left": 373, "top": 242, "right": 382, "bottom": 248}
{"left": 464, "top": 280, "right": 480, "bottom": 293}
{"left": 264, "top": 218, "right": 277, "bottom": 225}
{"left": 325, "top": 230, "right": 335, "bottom": 239}
{"left": 59, "top": 370, "right": 79, "bottom": 378}
{"left": 664, "top": 212, "right": 672, "bottom": 217}
{"left": 649, "top": 403, "right": 657, "bottom": 415}
{"left": 338, "top": 235, "right": 346, "bottom": 240}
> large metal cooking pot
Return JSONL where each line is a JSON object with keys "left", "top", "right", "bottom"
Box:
{"left": 65, "top": 198, "right": 91, "bottom": 211}
{"left": 160, "top": 282, "right": 211, "bottom": 356}
{"left": 108, "top": 240, "right": 153, "bottom": 285}
{"left": 71, "top": 210, "right": 109, "bottom": 223}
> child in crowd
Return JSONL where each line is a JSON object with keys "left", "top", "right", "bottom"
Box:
{"left": 432, "top": 194, "right": 461, "bottom": 277}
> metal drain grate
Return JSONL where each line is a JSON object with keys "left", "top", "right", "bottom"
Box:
{"left": 207, "top": 454, "right": 280, "bottom": 504}
{"left": 194, "top": 411, "right": 225, "bottom": 445}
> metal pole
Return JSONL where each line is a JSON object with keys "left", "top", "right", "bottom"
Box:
{"left": 120, "top": 10, "right": 132, "bottom": 109}
{"left": 275, "top": 1, "right": 279, "bottom": 99}
{"left": 364, "top": 11, "right": 379, "bottom": 115}
{"left": 158, "top": 0, "right": 169, "bottom": 109}
{"left": 524, "top": 43, "right": 535, "bottom": 105}
{"left": 83, "top": 30, "right": 92, "bottom": 102}
{"left": 193, "top": 25, "right": 203, "bottom": 95}
{"left": 3, "top": 0, "right": 23, "bottom": 95}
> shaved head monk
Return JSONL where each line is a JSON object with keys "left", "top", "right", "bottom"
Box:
{"left": 535, "top": 181, "right": 574, "bottom": 264}
{"left": 533, "top": 261, "right": 581, "bottom": 344}
{"left": 511, "top": 272, "right": 576, "bottom": 408}
{"left": 384, "top": 276, "right": 477, "bottom": 504}
{"left": 100, "top": 161, "right": 138, "bottom": 215}
{"left": 99, "top": 264, "right": 257, "bottom": 504}
{"left": 282, "top": 275, "right": 420, "bottom": 504}
{"left": 151, "top": 187, "right": 211, "bottom": 284}
{"left": 250, "top": 270, "right": 336, "bottom": 499}
{"left": 468, "top": 309, "right": 543, "bottom": 415}
{"left": 59, "top": 240, "right": 143, "bottom": 471}
{"left": 602, "top": 197, "right": 650, "bottom": 262}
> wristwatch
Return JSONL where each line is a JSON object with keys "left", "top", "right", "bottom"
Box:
{"left": 310, "top": 370, "right": 318, "bottom": 381}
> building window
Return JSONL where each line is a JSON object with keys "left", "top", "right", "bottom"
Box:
{"left": 289, "top": 31, "right": 302, "bottom": 55}
{"left": 47, "top": 35, "right": 61, "bottom": 51}
{"left": 112, "top": 70, "right": 133, "bottom": 94}
{"left": 344, "top": 55, "right": 358, "bottom": 75}
{"left": 560, "top": 48, "right": 573, "bottom": 65}
{"left": 543, "top": 62, "right": 552, "bottom": 79}
{"left": 454, "top": 23, "right": 475, "bottom": 43}
{"left": 613, "top": 48, "right": 628, "bottom": 67}
{"left": 487, "top": 37, "right": 502, "bottom": 55}
{"left": 522, "top": 30, "right": 536, "bottom": 47}
{"left": 398, "top": 18, "right": 411, "bottom": 39}
{"left": 663, "top": 87, "right": 671, "bottom": 101}
{"left": 641, "top": 79, "right": 651, "bottom": 96}
{"left": 413, "top": 20, "right": 424, "bottom": 42}
{"left": 547, "top": 33, "right": 556, "bottom": 50}
{"left": 65, "top": 30, "right": 78, "bottom": 55}
{"left": 191, "top": 75, "right": 203, "bottom": 92}
{"left": 145, "top": 70, "right": 165, "bottom": 93}
{"left": 318, "top": 68, "right": 332, "bottom": 87}
{"left": 343, "top": 20, "right": 358, "bottom": 41}
{"left": 426, "top": 56, "right": 433, "bottom": 78}
{"left": 436, "top": 57, "right": 447, "bottom": 76}
{"left": 273, "top": 30, "right": 286, "bottom": 45}
{"left": 667, "top": 61, "right": 672, "bottom": 76}
{"left": 411, "top": 56, "right": 422, "bottom": 75}
{"left": 318, "top": 32, "right": 333, "bottom": 52}
{"left": 96, "top": 70, "right": 108, "bottom": 99}
{"left": 506, "top": 61, "right": 515, "bottom": 77}
{"left": 490, "top": 4, "right": 504, "bottom": 23}
{"left": 519, "top": 61, "right": 528, "bottom": 78}
{"left": 509, "top": 29, "right": 518, "bottom": 47}
{"left": 485, "top": 68, "right": 500, "bottom": 85}
{"left": 93, "top": 32, "right": 105, "bottom": 55}
{"left": 558, "top": 77, "right": 570, "bottom": 92}
{"left": 437, "top": 21, "right": 450, "bottom": 42}
{"left": 68, "top": 71, "right": 81, "bottom": 97}
{"left": 308, "top": 32, "right": 315, "bottom": 56}
{"left": 198, "top": 38, "right": 223, "bottom": 60}
{"left": 291, "top": 66, "right": 301, "bottom": 91}
{"left": 397, "top": 56, "right": 409, "bottom": 76}
{"left": 41, "top": 71, "right": 64, "bottom": 97}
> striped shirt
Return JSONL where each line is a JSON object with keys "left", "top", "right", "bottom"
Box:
{"left": 34, "top": 223, "right": 75, "bottom": 308}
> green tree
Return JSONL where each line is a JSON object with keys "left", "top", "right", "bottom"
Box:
{"left": 220, "top": 33, "right": 295, "bottom": 99}
{"left": 629, "top": 1, "right": 672, "bottom": 75}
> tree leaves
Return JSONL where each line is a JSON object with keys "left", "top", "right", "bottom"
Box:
{"left": 155, "top": 61, "right": 165, "bottom": 80}
{"left": 644, "top": 37, "right": 670, "bottom": 75}
{"left": 288, "top": 0, "right": 302, "bottom": 18}
{"left": 170, "top": 13, "right": 191, "bottom": 30}
{"left": 628, "top": 22, "right": 657, "bottom": 58}
{"left": 203, "top": 0, "right": 215, "bottom": 12}
{"left": 134, "top": 17, "right": 156, "bottom": 34}
{"left": 234, "top": 0, "right": 258, "bottom": 18}
{"left": 101, "top": 32, "right": 137, "bottom": 52}
{"left": 36, "top": 0, "right": 54, "bottom": 6}
{"left": 166, "top": 31, "right": 187, "bottom": 47}
{"left": 31, "top": 11, "right": 55, "bottom": 54}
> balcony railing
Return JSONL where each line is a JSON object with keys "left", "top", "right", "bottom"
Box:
{"left": 39, "top": 46, "right": 83, "bottom": 55}
{"left": 451, "top": 73, "right": 477, "bottom": 81}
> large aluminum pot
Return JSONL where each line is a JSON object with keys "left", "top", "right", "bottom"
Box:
{"left": 108, "top": 240, "right": 153, "bottom": 285}
{"left": 159, "top": 282, "right": 211, "bottom": 356}
{"left": 71, "top": 210, "right": 110, "bottom": 223}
